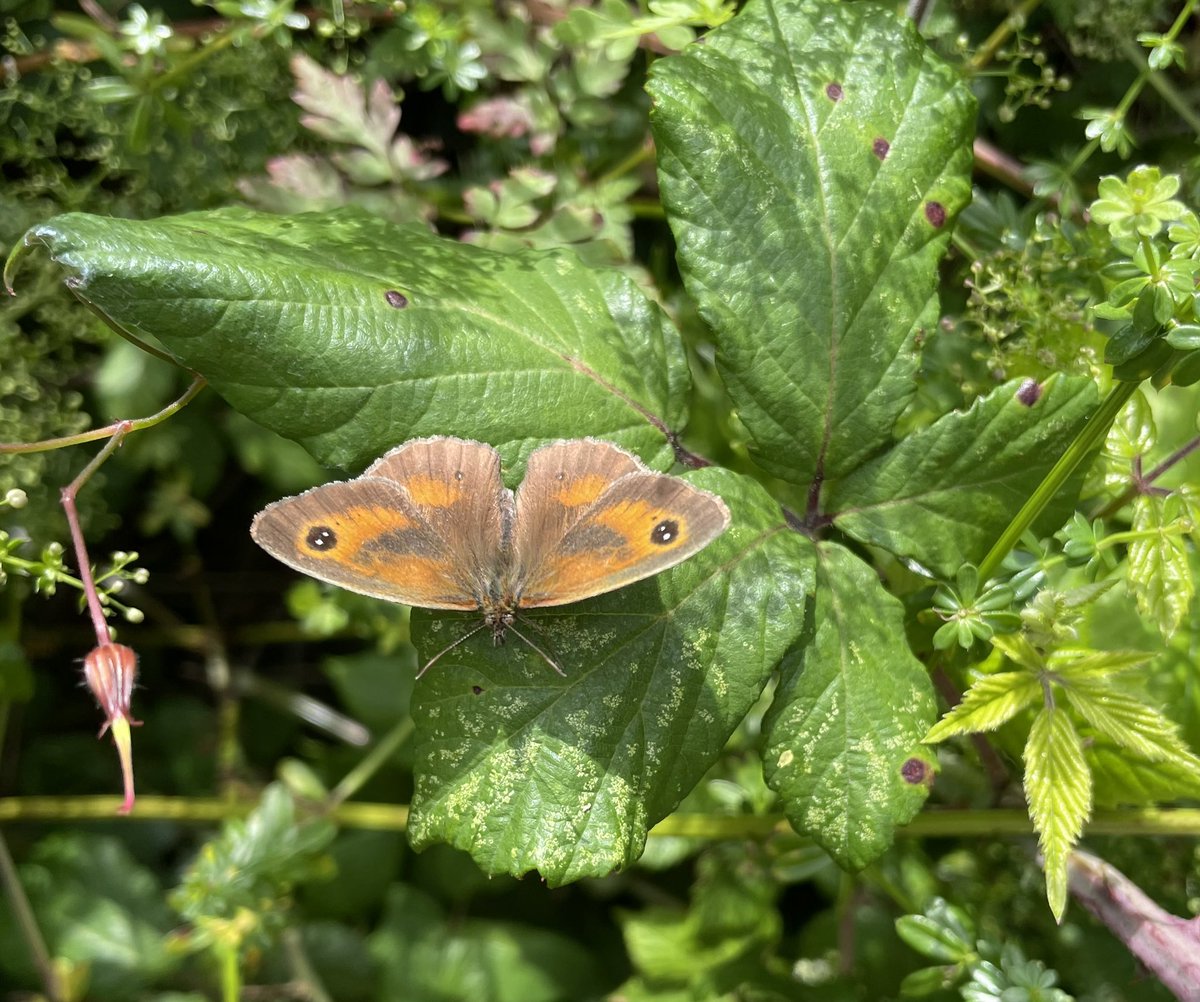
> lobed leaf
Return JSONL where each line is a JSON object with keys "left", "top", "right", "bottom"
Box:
{"left": 650, "top": 0, "right": 975, "bottom": 488}
{"left": 8, "top": 208, "right": 687, "bottom": 473}
{"left": 1024, "top": 708, "right": 1092, "bottom": 922}
{"left": 761, "top": 542, "right": 935, "bottom": 870}
{"left": 925, "top": 671, "right": 1042, "bottom": 742}
{"left": 829, "top": 376, "right": 1098, "bottom": 578}
{"left": 406, "top": 468, "right": 813, "bottom": 883}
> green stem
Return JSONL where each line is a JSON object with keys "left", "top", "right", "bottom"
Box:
{"left": 1119, "top": 37, "right": 1200, "bottom": 138}
{"left": 966, "top": 0, "right": 1043, "bottom": 73}
{"left": 0, "top": 831, "right": 64, "bottom": 1002}
{"left": 217, "top": 942, "right": 240, "bottom": 1002}
{"left": 327, "top": 717, "right": 415, "bottom": 808}
{"left": 0, "top": 375, "right": 206, "bottom": 455}
{"left": 4, "top": 795, "right": 1200, "bottom": 838}
{"left": 977, "top": 380, "right": 1138, "bottom": 583}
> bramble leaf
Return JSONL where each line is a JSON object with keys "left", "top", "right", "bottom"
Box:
{"left": 829, "top": 376, "right": 1097, "bottom": 578}
{"left": 407, "top": 469, "right": 812, "bottom": 883}
{"left": 761, "top": 543, "right": 935, "bottom": 869}
{"left": 649, "top": 0, "right": 975, "bottom": 488}
{"left": 8, "top": 209, "right": 687, "bottom": 473}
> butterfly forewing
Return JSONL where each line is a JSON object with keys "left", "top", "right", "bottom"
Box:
{"left": 512, "top": 439, "right": 643, "bottom": 584}
{"left": 513, "top": 444, "right": 730, "bottom": 608}
{"left": 366, "top": 437, "right": 512, "bottom": 590}
{"left": 251, "top": 478, "right": 481, "bottom": 608}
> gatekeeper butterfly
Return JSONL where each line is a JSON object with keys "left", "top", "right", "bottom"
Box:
{"left": 251, "top": 437, "right": 731, "bottom": 674}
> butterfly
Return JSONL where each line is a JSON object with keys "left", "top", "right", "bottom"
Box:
{"left": 251, "top": 436, "right": 730, "bottom": 674}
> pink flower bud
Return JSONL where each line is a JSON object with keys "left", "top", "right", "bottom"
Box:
{"left": 83, "top": 643, "right": 140, "bottom": 814}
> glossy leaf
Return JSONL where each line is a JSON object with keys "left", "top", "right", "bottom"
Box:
{"left": 8, "top": 209, "right": 687, "bottom": 472}
{"left": 650, "top": 0, "right": 975, "bottom": 486}
{"left": 761, "top": 542, "right": 935, "bottom": 869}
{"left": 406, "top": 468, "right": 813, "bottom": 883}
{"left": 829, "top": 376, "right": 1098, "bottom": 578}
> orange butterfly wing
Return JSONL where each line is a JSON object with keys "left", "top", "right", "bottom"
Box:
{"left": 511, "top": 439, "right": 730, "bottom": 608}
{"left": 252, "top": 437, "right": 510, "bottom": 610}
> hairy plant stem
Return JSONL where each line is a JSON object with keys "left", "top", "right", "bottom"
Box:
{"left": 977, "top": 380, "right": 1138, "bottom": 583}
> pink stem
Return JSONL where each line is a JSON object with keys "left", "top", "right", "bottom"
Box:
{"left": 60, "top": 421, "right": 132, "bottom": 646}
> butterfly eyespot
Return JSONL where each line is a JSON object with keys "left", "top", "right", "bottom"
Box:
{"left": 650, "top": 519, "right": 679, "bottom": 545}
{"left": 454, "top": 470, "right": 464, "bottom": 481}
{"left": 305, "top": 525, "right": 337, "bottom": 551}
{"left": 555, "top": 472, "right": 565, "bottom": 481}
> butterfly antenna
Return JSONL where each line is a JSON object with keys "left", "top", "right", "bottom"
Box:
{"left": 506, "top": 622, "right": 566, "bottom": 677}
{"left": 417, "top": 622, "right": 487, "bottom": 678}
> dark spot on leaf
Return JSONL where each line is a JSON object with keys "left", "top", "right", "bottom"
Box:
{"left": 872, "top": 137, "right": 890, "bottom": 160}
{"left": 472, "top": 685, "right": 483, "bottom": 695}
{"left": 650, "top": 519, "right": 679, "bottom": 545}
{"left": 901, "top": 758, "right": 930, "bottom": 784}
{"left": 385, "top": 290, "right": 408, "bottom": 308}
{"left": 305, "top": 525, "right": 337, "bottom": 551}
{"left": 925, "top": 202, "right": 946, "bottom": 227}
{"left": 825, "top": 82, "right": 843, "bottom": 101}
{"left": 1016, "top": 378, "right": 1042, "bottom": 406}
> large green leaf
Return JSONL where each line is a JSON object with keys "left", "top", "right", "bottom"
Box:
{"left": 649, "top": 0, "right": 975, "bottom": 487}
{"left": 8, "top": 209, "right": 687, "bottom": 471}
{"left": 829, "top": 376, "right": 1098, "bottom": 578}
{"left": 762, "top": 542, "right": 935, "bottom": 870}
{"left": 407, "top": 468, "right": 813, "bottom": 883}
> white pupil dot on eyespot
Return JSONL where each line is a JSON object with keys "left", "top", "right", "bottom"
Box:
{"left": 306, "top": 525, "right": 336, "bottom": 550}
{"left": 650, "top": 519, "right": 679, "bottom": 545}
{"left": 455, "top": 470, "right": 463, "bottom": 481}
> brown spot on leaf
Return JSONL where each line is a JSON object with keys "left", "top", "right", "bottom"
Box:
{"left": 925, "top": 202, "right": 946, "bottom": 227}
{"left": 901, "top": 758, "right": 931, "bottom": 784}
{"left": 1016, "top": 378, "right": 1042, "bottom": 406}
{"left": 825, "top": 82, "right": 843, "bottom": 101}
{"left": 873, "top": 137, "right": 890, "bottom": 160}
{"left": 385, "top": 290, "right": 409, "bottom": 308}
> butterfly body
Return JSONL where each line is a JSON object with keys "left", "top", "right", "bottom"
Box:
{"left": 252, "top": 436, "right": 730, "bottom": 668}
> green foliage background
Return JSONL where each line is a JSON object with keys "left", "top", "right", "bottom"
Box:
{"left": 2, "top": 0, "right": 1200, "bottom": 999}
